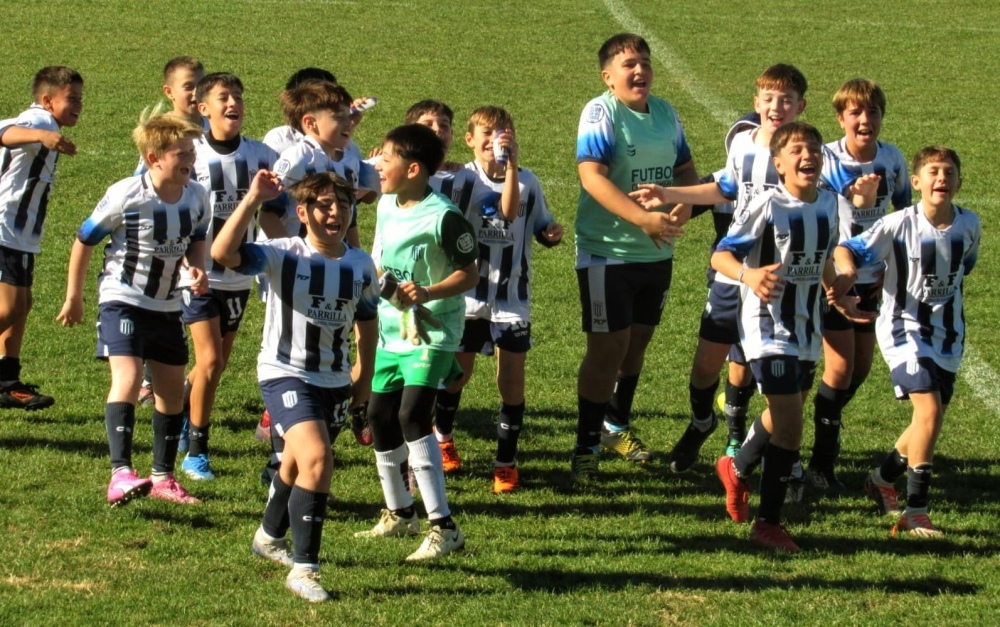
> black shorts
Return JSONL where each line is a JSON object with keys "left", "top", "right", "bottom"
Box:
{"left": 458, "top": 318, "right": 532, "bottom": 355}
{"left": 699, "top": 281, "right": 741, "bottom": 346}
{"left": 750, "top": 356, "right": 816, "bottom": 395}
{"left": 577, "top": 259, "right": 672, "bottom": 333}
{"left": 823, "top": 282, "right": 879, "bottom": 333}
{"left": 0, "top": 246, "right": 34, "bottom": 288}
{"left": 181, "top": 287, "right": 251, "bottom": 334}
{"left": 890, "top": 357, "right": 956, "bottom": 405}
{"left": 260, "top": 377, "right": 351, "bottom": 437}
{"left": 97, "top": 302, "right": 188, "bottom": 366}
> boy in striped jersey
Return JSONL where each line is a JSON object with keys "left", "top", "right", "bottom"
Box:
{"left": 57, "top": 108, "right": 210, "bottom": 507}
{"left": 807, "top": 79, "right": 912, "bottom": 491}
{"left": 835, "top": 146, "right": 979, "bottom": 537}
{"left": 432, "top": 106, "right": 563, "bottom": 493}
{"left": 178, "top": 73, "right": 284, "bottom": 481}
{"left": 709, "top": 122, "right": 874, "bottom": 552}
{"left": 214, "top": 170, "right": 378, "bottom": 602}
{"left": 0, "top": 66, "right": 83, "bottom": 410}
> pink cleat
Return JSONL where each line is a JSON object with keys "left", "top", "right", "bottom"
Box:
{"left": 107, "top": 469, "right": 152, "bottom": 507}
{"left": 149, "top": 476, "right": 201, "bottom": 504}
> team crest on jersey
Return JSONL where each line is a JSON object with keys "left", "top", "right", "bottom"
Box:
{"left": 353, "top": 280, "right": 364, "bottom": 299}
{"left": 457, "top": 233, "right": 475, "bottom": 254}
{"left": 410, "top": 244, "right": 426, "bottom": 261}
{"left": 275, "top": 159, "right": 290, "bottom": 176}
{"left": 586, "top": 103, "right": 606, "bottom": 124}
{"left": 626, "top": 144, "right": 636, "bottom": 157}
{"left": 770, "top": 359, "right": 785, "bottom": 378}
{"left": 282, "top": 390, "right": 298, "bottom": 408}
{"left": 734, "top": 209, "right": 750, "bottom": 225}
{"left": 96, "top": 196, "right": 112, "bottom": 214}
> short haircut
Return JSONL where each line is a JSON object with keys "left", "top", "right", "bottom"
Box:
{"left": 289, "top": 171, "right": 355, "bottom": 213}
{"left": 195, "top": 72, "right": 244, "bottom": 103}
{"left": 32, "top": 66, "right": 83, "bottom": 99}
{"left": 285, "top": 67, "right": 337, "bottom": 91}
{"left": 756, "top": 64, "right": 808, "bottom": 98}
{"left": 466, "top": 105, "right": 515, "bottom": 134}
{"left": 404, "top": 99, "right": 454, "bottom": 125}
{"left": 912, "top": 145, "right": 961, "bottom": 177}
{"left": 163, "top": 56, "right": 204, "bottom": 82}
{"left": 598, "top": 33, "right": 650, "bottom": 69}
{"left": 279, "top": 80, "right": 352, "bottom": 131}
{"left": 769, "top": 121, "right": 823, "bottom": 157}
{"left": 832, "top": 78, "right": 887, "bottom": 116}
{"left": 383, "top": 124, "right": 445, "bottom": 176}
{"left": 133, "top": 103, "right": 204, "bottom": 166}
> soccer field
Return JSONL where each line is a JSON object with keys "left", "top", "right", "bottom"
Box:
{"left": 2, "top": 1, "right": 999, "bottom": 624}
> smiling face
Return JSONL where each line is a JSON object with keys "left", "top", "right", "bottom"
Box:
{"left": 305, "top": 105, "right": 352, "bottom": 156}
{"left": 297, "top": 186, "right": 352, "bottom": 249}
{"left": 149, "top": 136, "right": 197, "bottom": 189}
{"left": 912, "top": 158, "right": 961, "bottom": 211}
{"left": 772, "top": 133, "right": 824, "bottom": 201}
{"left": 198, "top": 83, "right": 244, "bottom": 140}
{"left": 754, "top": 87, "right": 805, "bottom": 137}
{"left": 837, "top": 100, "right": 883, "bottom": 161}
{"left": 164, "top": 67, "right": 204, "bottom": 120}
{"left": 465, "top": 123, "right": 505, "bottom": 167}
{"left": 42, "top": 82, "right": 84, "bottom": 128}
{"left": 374, "top": 142, "right": 417, "bottom": 195}
{"left": 601, "top": 47, "right": 653, "bottom": 111}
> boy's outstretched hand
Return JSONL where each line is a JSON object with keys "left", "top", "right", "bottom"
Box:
{"left": 831, "top": 292, "right": 877, "bottom": 325}
{"left": 629, "top": 183, "right": 672, "bottom": 210}
{"left": 40, "top": 130, "right": 77, "bottom": 156}
{"left": 743, "top": 262, "right": 786, "bottom": 303}
{"left": 56, "top": 298, "right": 84, "bottom": 327}
{"left": 848, "top": 173, "right": 881, "bottom": 208}
{"left": 249, "top": 169, "right": 283, "bottom": 201}
{"left": 541, "top": 222, "right": 564, "bottom": 244}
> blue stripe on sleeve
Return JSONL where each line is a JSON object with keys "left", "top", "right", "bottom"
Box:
{"left": 715, "top": 234, "right": 756, "bottom": 258}
{"left": 233, "top": 242, "right": 268, "bottom": 275}
{"left": 77, "top": 217, "right": 112, "bottom": 246}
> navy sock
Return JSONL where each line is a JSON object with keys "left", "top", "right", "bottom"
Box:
{"left": 262, "top": 474, "right": 293, "bottom": 538}
{"left": 0, "top": 357, "right": 21, "bottom": 383}
{"left": 106, "top": 402, "right": 136, "bottom": 471}
{"left": 879, "top": 448, "right": 908, "bottom": 483}
{"left": 151, "top": 410, "right": 184, "bottom": 474}
{"left": 689, "top": 379, "right": 719, "bottom": 423}
{"left": 435, "top": 389, "right": 462, "bottom": 436}
{"left": 188, "top": 423, "right": 210, "bottom": 457}
{"left": 288, "top": 486, "right": 328, "bottom": 565}
{"left": 496, "top": 402, "right": 525, "bottom": 464}
{"left": 810, "top": 382, "right": 845, "bottom": 470}
{"left": 906, "top": 464, "right": 933, "bottom": 509}
{"left": 724, "top": 381, "right": 754, "bottom": 442}
{"left": 734, "top": 415, "right": 770, "bottom": 477}
{"left": 757, "top": 444, "right": 798, "bottom": 523}
{"left": 605, "top": 373, "right": 640, "bottom": 429}
{"left": 577, "top": 396, "right": 607, "bottom": 449}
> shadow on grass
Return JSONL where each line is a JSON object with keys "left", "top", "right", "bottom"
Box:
{"left": 0, "top": 434, "right": 146, "bottom": 458}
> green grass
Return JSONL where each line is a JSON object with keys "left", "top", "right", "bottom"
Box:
{"left": 2, "top": 1, "right": 999, "bottom": 624}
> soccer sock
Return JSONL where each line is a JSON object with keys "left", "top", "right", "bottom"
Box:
{"left": 734, "top": 415, "right": 770, "bottom": 477}
{"left": 757, "top": 443, "right": 798, "bottom": 523}
{"left": 151, "top": 410, "right": 185, "bottom": 474}
{"left": 843, "top": 381, "right": 862, "bottom": 407}
{"left": 375, "top": 444, "right": 413, "bottom": 512}
{"left": 810, "top": 382, "right": 845, "bottom": 470}
{"left": 578, "top": 396, "right": 606, "bottom": 450}
{"left": 428, "top": 515, "right": 457, "bottom": 531}
{"left": 496, "top": 401, "right": 525, "bottom": 465}
{"left": 605, "top": 373, "right": 640, "bottom": 429}
{"left": 906, "top": 463, "right": 933, "bottom": 510}
{"left": 689, "top": 379, "right": 719, "bottom": 423}
{"left": 288, "top": 486, "right": 328, "bottom": 565}
{"left": 105, "top": 402, "right": 136, "bottom": 471}
{"left": 877, "top": 448, "right": 908, "bottom": 484}
{"left": 408, "top": 433, "right": 450, "bottom": 520}
{"left": 434, "top": 390, "right": 462, "bottom": 438}
{"left": 188, "top": 423, "right": 210, "bottom": 457}
{"left": 262, "top": 474, "right": 293, "bottom": 538}
{"left": 0, "top": 356, "right": 21, "bottom": 385}
{"left": 724, "top": 381, "right": 755, "bottom": 443}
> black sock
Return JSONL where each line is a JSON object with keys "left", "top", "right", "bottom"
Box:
{"left": 724, "top": 381, "right": 754, "bottom": 442}
{"left": 435, "top": 389, "right": 462, "bottom": 436}
{"left": 577, "top": 396, "right": 607, "bottom": 449}
{"left": 606, "top": 373, "right": 640, "bottom": 429}
{"left": 106, "top": 402, "right": 136, "bottom": 471}
{"left": 689, "top": 379, "right": 719, "bottom": 423}
{"left": 879, "top": 448, "right": 908, "bottom": 483}
{"left": 151, "top": 410, "right": 184, "bottom": 474}
{"left": 906, "top": 463, "right": 933, "bottom": 510}
{"left": 757, "top": 444, "right": 798, "bottom": 523}
{"left": 288, "top": 486, "right": 328, "bottom": 565}
{"left": 262, "top": 474, "right": 293, "bottom": 538}
{"left": 0, "top": 357, "right": 21, "bottom": 383}
{"left": 734, "top": 415, "right": 770, "bottom": 477}
{"left": 393, "top": 504, "right": 415, "bottom": 519}
{"left": 188, "top": 422, "right": 210, "bottom": 457}
{"left": 429, "top": 515, "right": 456, "bottom": 531}
{"left": 810, "top": 382, "right": 845, "bottom": 470}
{"left": 496, "top": 402, "right": 525, "bottom": 464}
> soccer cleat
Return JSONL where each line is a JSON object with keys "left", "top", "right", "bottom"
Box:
{"left": 405, "top": 524, "right": 465, "bottom": 561}
{"left": 137, "top": 381, "right": 155, "bottom": 407}
{"left": 252, "top": 527, "right": 294, "bottom": 567}
{"left": 107, "top": 469, "right": 152, "bottom": 507}
{"left": 149, "top": 476, "right": 201, "bottom": 504}
{"left": 255, "top": 410, "right": 271, "bottom": 443}
{"left": 571, "top": 447, "right": 599, "bottom": 483}
{"left": 668, "top": 416, "right": 718, "bottom": 472}
{"left": 716, "top": 456, "right": 751, "bottom": 523}
{"left": 178, "top": 414, "right": 191, "bottom": 453}
{"left": 892, "top": 507, "right": 943, "bottom": 538}
{"left": 725, "top": 437, "right": 742, "bottom": 458}
{"left": 750, "top": 519, "right": 800, "bottom": 552}
{"left": 439, "top": 438, "right": 461, "bottom": 473}
{"left": 351, "top": 403, "right": 372, "bottom": 447}
{"left": 0, "top": 381, "right": 54, "bottom": 411}
{"left": 354, "top": 508, "right": 420, "bottom": 538}
{"left": 806, "top": 466, "right": 845, "bottom": 492}
{"left": 181, "top": 454, "right": 216, "bottom": 481}
{"left": 600, "top": 428, "right": 651, "bottom": 463}
{"left": 285, "top": 566, "right": 330, "bottom": 602}
{"left": 784, "top": 475, "right": 805, "bottom": 504}
{"left": 863, "top": 473, "right": 903, "bottom": 517}
{"left": 492, "top": 465, "right": 519, "bottom": 494}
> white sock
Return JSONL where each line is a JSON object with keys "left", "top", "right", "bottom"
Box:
{"left": 375, "top": 445, "right": 412, "bottom": 511}
{"left": 408, "top": 434, "right": 450, "bottom": 519}
{"left": 434, "top": 428, "right": 452, "bottom": 443}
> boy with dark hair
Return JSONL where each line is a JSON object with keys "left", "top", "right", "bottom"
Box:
{"left": 0, "top": 66, "right": 83, "bottom": 410}
{"left": 355, "top": 123, "right": 478, "bottom": 560}
{"left": 836, "top": 146, "right": 979, "bottom": 537}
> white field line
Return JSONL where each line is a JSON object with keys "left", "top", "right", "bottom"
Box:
{"left": 601, "top": 0, "right": 1000, "bottom": 413}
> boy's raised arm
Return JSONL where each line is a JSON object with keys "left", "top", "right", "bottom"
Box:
{"left": 212, "top": 170, "right": 283, "bottom": 269}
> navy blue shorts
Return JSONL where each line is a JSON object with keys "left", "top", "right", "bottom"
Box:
{"left": 577, "top": 259, "right": 672, "bottom": 333}
{"left": 458, "top": 318, "right": 532, "bottom": 355}
{"left": 181, "top": 287, "right": 251, "bottom": 334}
{"left": 260, "top": 377, "right": 351, "bottom": 437}
{"left": 750, "top": 355, "right": 816, "bottom": 395}
{"left": 0, "top": 246, "right": 34, "bottom": 288}
{"left": 97, "top": 302, "right": 188, "bottom": 365}
{"left": 823, "top": 282, "right": 879, "bottom": 333}
{"left": 890, "top": 357, "right": 956, "bottom": 405}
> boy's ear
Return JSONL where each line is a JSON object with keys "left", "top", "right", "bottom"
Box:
{"left": 464, "top": 131, "right": 475, "bottom": 147}
{"left": 301, "top": 113, "right": 316, "bottom": 134}
{"left": 295, "top": 203, "right": 309, "bottom": 225}
{"left": 145, "top": 151, "right": 160, "bottom": 170}
{"left": 600, "top": 68, "right": 613, "bottom": 89}
{"left": 39, "top": 91, "right": 54, "bottom": 113}
{"left": 197, "top": 101, "right": 209, "bottom": 116}
{"left": 406, "top": 159, "right": 422, "bottom": 180}
{"left": 162, "top": 84, "right": 174, "bottom": 100}
{"left": 797, "top": 97, "right": 807, "bottom": 114}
